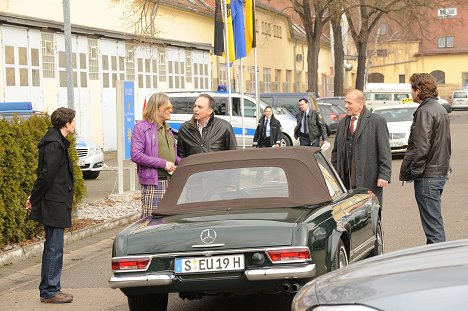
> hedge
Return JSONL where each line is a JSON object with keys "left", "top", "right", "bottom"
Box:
{"left": 0, "top": 114, "right": 86, "bottom": 247}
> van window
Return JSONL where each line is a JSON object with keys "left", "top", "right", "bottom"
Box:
{"left": 262, "top": 97, "right": 273, "bottom": 105}
{"left": 453, "top": 91, "right": 468, "bottom": 99}
{"left": 394, "top": 93, "right": 410, "bottom": 101}
{"left": 374, "top": 93, "right": 392, "bottom": 101}
{"left": 172, "top": 97, "right": 194, "bottom": 114}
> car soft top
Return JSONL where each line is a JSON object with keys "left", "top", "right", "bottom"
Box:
{"left": 156, "top": 147, "right": 332, "bottom": 216}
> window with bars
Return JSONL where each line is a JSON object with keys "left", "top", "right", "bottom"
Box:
{"left": 168, "top": 60, "right": 185, "bottom": 89}
{"left": 41, "top": 32, "right": 55, "bottom": 78}
{"left": 88, "top": 38, "right": 99, "bottom": 80}
{"left": 194, "top": 63, "right": 208, "bottom": 90}
{"left": 137, "top": 57, "right": 158, "bottom": 89}
{"left": 219, "top": 63, "right": 227, "bottom": 86}
{"left": 125, "top": 44, "right": 135, "bottom": 81}
{"left": 263, "top": 67, "right": 271, "bottom": 92}
{"left": 186, "top": 50, "right": 193, "bottom": 83}
{"left": 159, "top": 48, "right": 167, "bottom": 82}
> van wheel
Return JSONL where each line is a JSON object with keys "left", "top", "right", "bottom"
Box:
{"left": 281, "top": 135, "right": 292, "bottom": 147}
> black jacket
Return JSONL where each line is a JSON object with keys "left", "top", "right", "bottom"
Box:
{"left": 253, "top": 115, "right": 283, "bottom": 146}
{"left": 400, "top": 97, "right": 451, "bottom": 181}
{"left": 177, "top": 113, "right": 237, "bottom": 158}
{"left": 29, "top": 127, "right": 74, "bottom": 228}
{"left": 294, "top": 109, "right": 328, "bottom": 141}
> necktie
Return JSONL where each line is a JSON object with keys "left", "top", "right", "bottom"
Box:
{"left": 349, "top": 116, "right": 357, "bottom": 134}
{"left": 302, "top": 113, "right": 308, "bottom": 134}
{"left": 263, "top": 118, "right": 269, "bottom": 138}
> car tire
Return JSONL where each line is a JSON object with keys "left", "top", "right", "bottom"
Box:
{"left": 331, "top": 239, "right": 348, "bottom": 271}
{"left": 83, "top": 170, "right": 100, "bottom": 180}
{"left": 368, "top": 220, "right": 384, "bottom": 258}
{"left": 127, "top": 293, "right": 168, "bottom": 311}
{"left": 281, "top": 134, "right": 292, "bottom": 147}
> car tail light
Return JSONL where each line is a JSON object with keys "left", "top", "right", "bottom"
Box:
{"left": 112, "top": 257, "right": 150, "bottom": 271}
{"left": 330, "top": 113, "right": 338, "bottom": 121}
{"left": 267, "top": 247, "right": 311, "bottom": 263}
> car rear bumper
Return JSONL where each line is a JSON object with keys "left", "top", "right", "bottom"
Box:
{"left": 109, "top": 263, "right": 316, "bottom": 289}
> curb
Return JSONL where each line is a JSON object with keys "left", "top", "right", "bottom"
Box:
{"left": 0, "top": 212, "right": 140, "bottom": 267}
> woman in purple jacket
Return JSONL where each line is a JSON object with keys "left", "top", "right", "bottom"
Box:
{"left": 131, "top": 93, "right": 181, "bottom": 218}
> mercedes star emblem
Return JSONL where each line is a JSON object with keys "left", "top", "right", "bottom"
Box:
{"left": 200, "top": 229, "right": 217, "bottom": 244}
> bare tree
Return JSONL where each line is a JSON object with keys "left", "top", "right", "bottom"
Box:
{"left": 329, "top": 0, "right": 345, "bottom": 95}
{"left": 112, "top": 0, "right": 161, "bottom": 39}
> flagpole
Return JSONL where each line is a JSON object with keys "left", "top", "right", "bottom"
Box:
{"left": 240, "top": 58, "right": 246, "bottom": 149}
{"left": 222, "top": 0, "right": 233, "bottom": 123}
{"left": 253, "top": 0, "right": 259, "bottom": 125}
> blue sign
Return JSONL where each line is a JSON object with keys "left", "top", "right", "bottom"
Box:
{"left": 123, "top": 81, "right": 135, "bottom": 160}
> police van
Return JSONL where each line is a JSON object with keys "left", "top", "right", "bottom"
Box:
{"left": 162, "top": 92, "right": 299, "bottom": 147}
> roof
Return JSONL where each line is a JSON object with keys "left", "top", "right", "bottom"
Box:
{"left": 156, "top": 147, "right": 332, "bottom": 216}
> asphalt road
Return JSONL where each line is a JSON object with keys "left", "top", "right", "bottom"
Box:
{"left": 1, "top": 110, "right": 468, "bottom": 310}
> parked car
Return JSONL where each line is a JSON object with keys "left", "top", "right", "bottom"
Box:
{"left": 436, "top": 96, "right": 452, "bottom": 113}
{"left": 260, "top": 92, "right": 319, "bottom": 117}
{"left": 109, "top": 147, "right": 383, "bottom": 311}
{"left": 76, "top": 136, "right": 104, "bottom": 179}
{"left": 0, "top": 101, "right": 103, "bottom": 179}
{"left": 317, "top": 102, "right": 346, "bottom": 135}
{"left": 372, "top": 104, "right": 419, "bottom": 154}
{"left": 316, "top": 96, "right": 346, "bottom": 110}
{"left": 292, "top": 238, "right": 468, "bottom": 311}
{"left": 451, "top": 90, "right": 468, "bottom": 110}
{"left": 165, "top": 91, "right": 298, "bottom": 147}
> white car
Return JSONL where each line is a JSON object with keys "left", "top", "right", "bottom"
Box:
{"left": 372, "top": 104, "right": 419, "bottom": 154}
{"left": 76, "top": 136, "right": 104, "bottom": 179}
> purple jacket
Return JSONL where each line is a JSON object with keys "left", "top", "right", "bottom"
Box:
{"left": 131, "top": 120, "right": 180, "bottom": 185}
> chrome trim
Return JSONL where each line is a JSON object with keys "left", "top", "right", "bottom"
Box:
{"left": 245, "top": 264, "right": 316, "bottom": 281}
{"left": 192, "top": 243, "right": 225, "bottom": 248}
{"left": 350, "top": 236, "right": 375, "bottom": 258}
{"left": 109, "top": 273, "right": 176, "bottom": 289}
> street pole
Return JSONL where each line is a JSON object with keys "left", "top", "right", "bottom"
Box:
{"left": 63, "top": 0, "right": 74, "bottom": 109}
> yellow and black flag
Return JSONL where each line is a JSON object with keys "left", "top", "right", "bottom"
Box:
{"left": 245, "top": 0, "right": 256, "bottom": 55}
{"left": 214, "top": 0, "right": 224, "bottom": 56}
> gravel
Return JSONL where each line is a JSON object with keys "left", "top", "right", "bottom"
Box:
{"left": 76, "top": 191, "right": 141, "bottom": 220}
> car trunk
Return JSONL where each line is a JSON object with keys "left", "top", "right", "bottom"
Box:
{"left": 125, "top": 208, "right": 309, "bottom": 255}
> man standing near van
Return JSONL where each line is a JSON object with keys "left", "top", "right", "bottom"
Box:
{"left": 294, "top": 98, "right": 328, "bottom": 147}
{"left": 400, "top": 73, "right": 451, "bottom": 244}
{"left": 178, "top": 93, "right": 237, "bottom": 157}
{"left": 332, "top": 89, "right": 391, "bottom": 207}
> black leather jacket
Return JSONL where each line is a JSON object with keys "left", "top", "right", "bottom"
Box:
{"left": 253, "top": 115, "right": 283, "bottom": 146}
{"left": 294, "top": 109, "right": 328, "bottom": 141}
{"left": 177, "top": 113, "right": 237, "bottom": 158}
{"left": 400, "top": 97, "right": 451, "bottom": 181}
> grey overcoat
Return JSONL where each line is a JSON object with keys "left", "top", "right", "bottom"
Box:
{"left": 331, "top": 108, "right": 392, "bottom": 206}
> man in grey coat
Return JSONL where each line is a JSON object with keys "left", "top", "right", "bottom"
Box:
{"left": 331, "top": 89, "right": 392, "bottom": 206}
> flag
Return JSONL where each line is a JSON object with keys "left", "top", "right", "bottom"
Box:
{"left": 213, "top": 0, "right": 224, "bottom": 56}
{"left": 230, "top": 0, "right": 246, "bottom": 60}
{"left": 245, "top": 0, "right": 256, "bottom": 55}
{"left": 225, "top": 0, "right": 236, "bottom": 62}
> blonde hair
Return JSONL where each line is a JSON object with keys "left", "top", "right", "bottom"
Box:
{"left": 143, "top": 93, "right": 170, "bottom": 123}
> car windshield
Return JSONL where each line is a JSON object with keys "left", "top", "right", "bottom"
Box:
{"left": 453, "top": 92, "right": 467, "bottom": 99}
{"left": 373, "top": 107, "right": 417, "bottom": 122}
{"left": 177, "top": 166, "right": 289, "bottom": 204}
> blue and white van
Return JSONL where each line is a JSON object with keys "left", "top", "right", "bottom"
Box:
{"left": 163, "top": 92, "right": 299, "bottom": 147}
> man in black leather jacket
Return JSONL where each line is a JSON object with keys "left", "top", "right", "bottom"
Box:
{"left": 177, "top": 93, "right": 237, "bottom": 157}
{"left": 400, "top": 73, "right": 451, "bottom": 244}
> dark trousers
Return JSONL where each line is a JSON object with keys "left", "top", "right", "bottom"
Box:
{"left": 259, "top": 137, "right": 272, "bottom": 148}
{"left": 39, "top": 225, "right": 65, "bottom": 298}
{"left": 299, "top": 134, "right": 319, "bottom": 147}
{"left": 414, "top": 177, "right": 447, "bottom": 244}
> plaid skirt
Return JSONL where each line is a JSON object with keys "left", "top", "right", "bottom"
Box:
{"left": 140, "top": 180, "right": 169, "bottom": 218}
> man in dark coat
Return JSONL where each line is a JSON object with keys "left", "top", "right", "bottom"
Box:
{"left": 294, "top": 98, "right": 328, "bottom": 147}
{"left": 26, "top": 107, "right": 76, "bottom": 304}
{"left": 177, "top": 93, "right": 237, "bottom": 157}
{"left": 400, "top": 73, "right": 451, "bottom": 244}
{"left": 331, "top": 89, "right": 392, "bottom": 206}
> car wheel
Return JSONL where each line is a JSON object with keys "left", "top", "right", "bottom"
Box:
{"left": 331, "top": 239, "right": 348, "bottom": 271}
{"left": 127, "top": 293, "right": 168, "bottom": 311}
{"left": 280, "top": 134, "right": 292, "bottom": 147}
{"left": 83, "top": 170, "right": 100, "bottom": 180}
{"left": 368, "top": 220, "right": 384, "bottom": 258}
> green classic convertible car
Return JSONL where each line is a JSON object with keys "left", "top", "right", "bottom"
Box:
{"left": 109, "top": 147, "right": 384, "bottom": 311}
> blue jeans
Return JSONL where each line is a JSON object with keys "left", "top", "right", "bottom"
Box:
{"left": 414, "top": 177, "right": 447, "bottom": 244}
{"left": 39, "top": 225, "right": 65, "bottom": 299}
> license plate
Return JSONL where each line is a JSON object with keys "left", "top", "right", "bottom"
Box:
{"left": 390, "top": 141, "right": 404, "bottom": 147}
{"left": 78, "top": 159, "right": 86, "bottom": 166}
{"left": 175, "top": 254, "right": 245, "bottom": 274}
